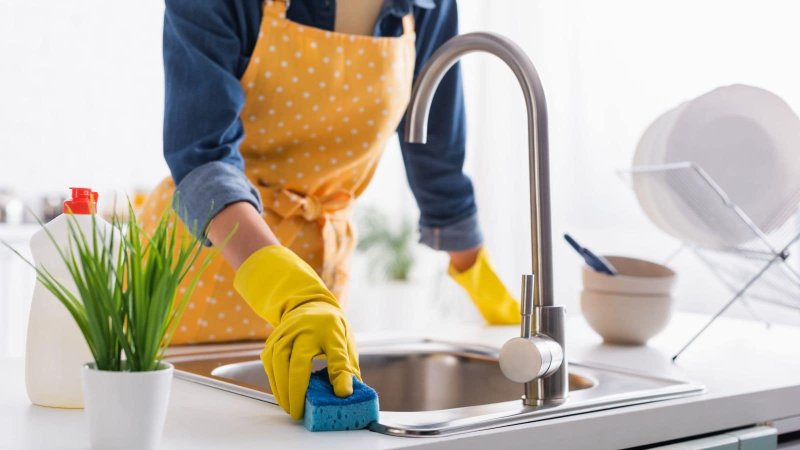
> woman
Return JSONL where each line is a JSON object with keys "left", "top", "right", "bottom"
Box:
{"left": 139, "top": 0, "right": 520, "bottom": 421}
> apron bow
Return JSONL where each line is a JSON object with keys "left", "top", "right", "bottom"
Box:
{"left": 259, "top": 184, "right": 355, "bottom": 287}
{"left": 264, "top": 187, "right": 353, "bottom": 224}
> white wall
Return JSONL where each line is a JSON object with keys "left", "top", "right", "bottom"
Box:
{"left": 0, "top": 0, "right": 167, "bottom": 200}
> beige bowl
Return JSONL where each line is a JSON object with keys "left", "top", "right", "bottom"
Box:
{"left": 582, "top": 255, "right": 676, "bottom": 295}
{"left": 580, "top": 291, "right": 673, "bottom": 345}
{"left": 580, "top": 256, "right": 676, "bottom": 345}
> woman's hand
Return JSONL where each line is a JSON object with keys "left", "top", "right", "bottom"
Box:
{"left": 234, "top": 245, "right": 360, "bottom": 420}
{"left": 448, "top": 246, "right": 521, "bottom": 325}
{"left": 263, "top": 301, "right": 358, "bottom": 419}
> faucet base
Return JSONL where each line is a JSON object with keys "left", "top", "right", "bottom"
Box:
{"left": 523, "top": 305, "right": 568, "bottom": 405}
{"left": 522, "top": 395, "right": 567, "bottom": 407}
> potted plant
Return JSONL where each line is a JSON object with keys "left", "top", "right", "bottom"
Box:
{"left": 356, "top": 207, "right": 415, "bottom": 282}
{"left": 6, "top": 203, "right": 215, "bottom": 450}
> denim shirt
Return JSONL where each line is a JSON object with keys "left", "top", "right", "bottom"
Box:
{"left": 164, "top": 0, "right": 481, "bottom": 251}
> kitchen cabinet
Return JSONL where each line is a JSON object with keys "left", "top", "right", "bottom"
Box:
{"left": 774, "top": 416, "right": 800, "bottom": 449}
{"left": 650, "top": 435, "right": 738, "bottom": 450}
{"left": 729, "top": 426, "right": 778, "bottom": 450}
{"left": 650, "top": 426, "right": 777, "bottom": 450}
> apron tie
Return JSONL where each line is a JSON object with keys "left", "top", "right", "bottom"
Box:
{"left": 259, "top": 184, "right": 354, "bottom": 286}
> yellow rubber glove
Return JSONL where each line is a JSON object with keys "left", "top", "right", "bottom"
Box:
{"left": 233, "top": 245, "right": 360, "bottom": 420}
{"left": 448, "top": 248, "right": 521, "bottom": 325}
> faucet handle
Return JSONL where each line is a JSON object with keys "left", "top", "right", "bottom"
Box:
{"left": 499, "top": 336, "right": 563, "bottom": 384}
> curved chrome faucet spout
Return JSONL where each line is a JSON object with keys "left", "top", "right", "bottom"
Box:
{"left": 403, "top": 32, "right": 553, "bottom": 308}
{"left": 402, "top": 32, "right": 567, "bottom": 405}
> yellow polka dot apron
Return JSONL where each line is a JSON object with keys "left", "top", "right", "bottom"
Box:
{"left": 138, "top": 0, "right": 415, "bottom": 344}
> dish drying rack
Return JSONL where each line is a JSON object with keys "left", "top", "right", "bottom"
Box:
{"left": 620, "top": 162, "right": 800, "bottom": 361}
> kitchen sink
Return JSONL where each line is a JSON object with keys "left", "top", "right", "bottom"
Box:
{"left": 166, "top": 339, "right": 703, "bottom": 437}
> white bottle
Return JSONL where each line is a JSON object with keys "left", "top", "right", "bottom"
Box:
{"left": 26, "top": 187, "right": 113, "bottom": 408}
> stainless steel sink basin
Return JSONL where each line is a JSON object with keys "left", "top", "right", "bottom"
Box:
{"left": 167, "top": 339, "right": 703, "bottom": 437}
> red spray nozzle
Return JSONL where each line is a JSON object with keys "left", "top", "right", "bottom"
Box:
{"left": 63, "top": 187, "right": 99, "bottom": 215}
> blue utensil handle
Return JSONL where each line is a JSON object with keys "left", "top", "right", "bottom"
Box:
{"left": 564, "top": 234, "right": 583, "bottom": 254}
{"left": 563, "top": 234, "right": 618, "bottom": 276}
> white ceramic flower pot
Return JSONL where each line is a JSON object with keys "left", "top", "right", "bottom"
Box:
{"left": 81, "top": 361, "right": 174, "bottom": 450}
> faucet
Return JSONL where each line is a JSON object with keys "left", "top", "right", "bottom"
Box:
{"left": 403, "top": 32, "right": 568, "bottom": 406}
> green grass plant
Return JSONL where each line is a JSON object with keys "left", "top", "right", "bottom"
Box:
{"left": 356, "top": 208, "right": 415, "bottom": 281}
{"left": 4, "top": 203, "right": 220, "bottom": 372}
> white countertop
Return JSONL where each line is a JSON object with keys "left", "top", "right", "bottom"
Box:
{"left": 3, "top": 312, "right": 800, "bottom": 450}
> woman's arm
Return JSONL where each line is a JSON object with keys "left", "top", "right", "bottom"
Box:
{"left": 207, "top": 202, "right": 279, "bottom": 270}
{"left": 164, "top": 1, "right": 360, "bottom": 419}
{"left": 449, "top": 246, "right": 481, "bottom": 272}
{"left": 398, "top": 0, "right": 483, "bottom": 258}
{"left": 163, "top": 0, "right": 267, "bottom": 252}
{"left": 397, "top": 1, "right": 518, "bottom": 325}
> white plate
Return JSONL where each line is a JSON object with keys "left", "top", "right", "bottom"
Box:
{"left": 632, "top": 104, "right": 697, "bottom": 242}
{"left": 633, "top": 85, "right": 800, "bottom": 246}
{"left": 633, "top": 101, "right": 734, "bottom": 246}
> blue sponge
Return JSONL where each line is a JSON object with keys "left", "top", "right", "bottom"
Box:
{"left": 303, "top": 368, "right": 379, "bottom": 432}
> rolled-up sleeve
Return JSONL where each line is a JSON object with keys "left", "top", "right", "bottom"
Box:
{"left": 163, "top": 0, "right": 263, "bottom": 243}
{"left": 398, "top": 0, "right": 482, "bottom": 251}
